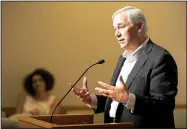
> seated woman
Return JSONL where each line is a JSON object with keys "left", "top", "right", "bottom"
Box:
{"left": 15, "top": 68, "right": 64, "bottom": 115}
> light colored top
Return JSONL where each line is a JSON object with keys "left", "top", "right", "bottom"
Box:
{"left": 88, "top": 37, "right": 149, "bottom": 118}
{"left": 23, "top": 94, "right": 56, "bottom": 115}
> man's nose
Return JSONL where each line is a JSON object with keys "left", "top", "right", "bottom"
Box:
{"left": 115, "top": 30, "right": 121, "bottom": 37}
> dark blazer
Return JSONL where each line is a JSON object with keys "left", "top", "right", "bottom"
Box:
{"left": 94, "top": 39, "right": 178, "bottom": 128}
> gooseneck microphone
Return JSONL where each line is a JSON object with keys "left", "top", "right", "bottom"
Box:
{"left": 49, "top": 59, "right": 105, "bottom": 123}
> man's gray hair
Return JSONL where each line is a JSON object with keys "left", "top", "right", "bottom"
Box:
{"left": 112, "top": 6, "right": 148, "bottom": 32}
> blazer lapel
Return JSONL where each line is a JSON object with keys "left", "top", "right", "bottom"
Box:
{"left": 111, "top": 56, "right": 126, "bottom": 86}
{"left": 126, "top": 51, "right": 148, "bottom": 88}
{"left": 126, "top": 40, "right": 153, "bottom": 89}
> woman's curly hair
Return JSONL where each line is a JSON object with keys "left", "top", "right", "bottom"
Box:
{"left": 23, "top": 68, "right": 55, "bottom": 96}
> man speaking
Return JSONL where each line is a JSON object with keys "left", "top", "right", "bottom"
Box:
{"left": 72, "top": 6, "right": 178, "bottom": 128}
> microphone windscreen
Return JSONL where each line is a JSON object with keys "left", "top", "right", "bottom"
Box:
{"left": 97, "top": 59, "right": 105, "bottom": 64}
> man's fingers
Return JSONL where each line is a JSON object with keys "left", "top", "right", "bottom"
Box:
{"left": 95, "top": 87, "right": 114, "bottom": 98}
{"left": 79, "top": 92, "right": 89, "bottom": 98}
{"left": 82, "top": 77, "right": 88, "bottom": 90}
{"left": 83, "top": 77, "right": 87, "bottom": 86}
{"left": 72, "top": 87, "right": 89, "bottom": 98}
{"left": 95, "top": 87, "right": 112, "bottom": 95}
{"left": 80, "top": 88, "right": 87, "bottom": 94}
{"left": 73, "top": 89, "right": 80, "bottom": 96}
{"left": 72, "top": 87, "right": 81, "bottom": 95}
{"left": 98, "top": 81, "right": 113, "bottom": 90}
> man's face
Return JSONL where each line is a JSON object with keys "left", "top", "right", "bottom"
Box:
{"left": 113, "top": 13, "right": 139, "bottom": 49}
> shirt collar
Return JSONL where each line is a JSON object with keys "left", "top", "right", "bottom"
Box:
{"left": 122, "top": 37, "right": 149, "bottom": 61}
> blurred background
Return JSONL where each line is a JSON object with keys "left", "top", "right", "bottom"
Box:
{"left": 1, "top": 1, "right": 186, "bottom": 127}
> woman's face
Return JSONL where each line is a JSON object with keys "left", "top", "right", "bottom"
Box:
{"left": 32, "top": 74, "right": 46, "bottom": 94}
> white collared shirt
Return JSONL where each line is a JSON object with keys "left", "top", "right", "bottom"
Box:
{"left": 109, "top": 37, "right": 149, "bottom": 118}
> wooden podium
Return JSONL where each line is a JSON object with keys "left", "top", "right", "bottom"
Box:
{"left": 17, "top": 114, "right": 133, "bottom": 128}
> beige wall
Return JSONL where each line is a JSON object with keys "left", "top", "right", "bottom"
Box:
{"left": 2, "top": 2, "right": 186, "bottom": 108}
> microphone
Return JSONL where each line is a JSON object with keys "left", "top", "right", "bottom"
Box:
{"left": 49, "top": 59, "right": 105, "bottom": 123}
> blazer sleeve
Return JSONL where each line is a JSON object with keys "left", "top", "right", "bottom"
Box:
{"left": 133, "top": 52, "right": 178, "bottom": 116}
{"left": 93, "top": 95, "right": 107, "bottom": 113}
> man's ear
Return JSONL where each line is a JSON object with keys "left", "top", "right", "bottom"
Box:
{"left": 137, "top": 22, "right": 144, "bottom": 33}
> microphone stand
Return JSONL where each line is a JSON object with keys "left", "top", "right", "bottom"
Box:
{"left": 49, "top": 59, "right": 105, "bottom": 123}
